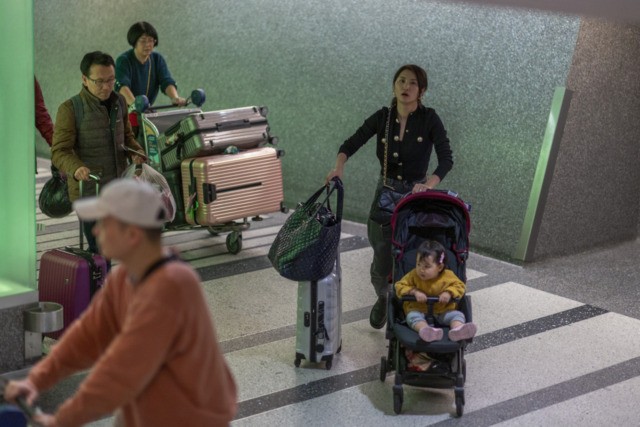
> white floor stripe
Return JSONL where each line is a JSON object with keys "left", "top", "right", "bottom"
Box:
{"left": 493, "top": 375, "right": 640, "bottom": 426}
{"left": 469, "top": 282, "right": 583, "bottom": 334}
{"left": 463, "top": 313, "right": 640, "bottom": 413}
{"left": 230, "top": 311, "right": 640, "bottom": 426}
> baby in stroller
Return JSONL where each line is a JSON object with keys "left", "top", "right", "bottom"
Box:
{"left": 395, "top": 240, "right": 477, "bottom": 346}
{"left": 380, "top": 188, "right": 473, "bottom": 415}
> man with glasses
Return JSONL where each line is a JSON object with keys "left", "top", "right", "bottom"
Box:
{"left": 115, "top": 21, "right": 186, "bottom": 135}
{"left": 51, "top": 51, "right": 145, "bottom": 254}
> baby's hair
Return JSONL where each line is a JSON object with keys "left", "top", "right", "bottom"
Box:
{"left": 416, "top": 240, "right": 446, "bottom": 265}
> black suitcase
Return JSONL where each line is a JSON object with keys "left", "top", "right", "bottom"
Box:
{"left": 161, "top": 168, "right": 187, "bottom": 228}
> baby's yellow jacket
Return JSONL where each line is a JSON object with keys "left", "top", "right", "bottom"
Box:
{"left": 395, "top": 268, "right": 465, "bottom": 315}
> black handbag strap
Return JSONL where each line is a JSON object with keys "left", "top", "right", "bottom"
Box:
{"left": 63, "top": 246, "right": 103, "bottom": 297}
{"left": 139, "top": 253, "right": 180, "bottom": 284}
{"left": 303, "top": 177, "right": 344, "bottom": 222}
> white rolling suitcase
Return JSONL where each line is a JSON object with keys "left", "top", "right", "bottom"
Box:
{"left": 294, "top": 254, "right": 342, "bottom": 370}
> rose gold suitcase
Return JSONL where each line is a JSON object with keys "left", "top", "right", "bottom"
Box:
{"left": 181, "top": 147, "right": 285, "bottom": 225}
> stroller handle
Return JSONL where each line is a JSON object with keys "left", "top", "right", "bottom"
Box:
{"left": 400, "top": 295, "right": 460, "bottom": 304}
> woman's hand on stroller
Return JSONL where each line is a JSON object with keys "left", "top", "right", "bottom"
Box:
{"left": 412, "top": 182, "right": 431, "bottom": 193}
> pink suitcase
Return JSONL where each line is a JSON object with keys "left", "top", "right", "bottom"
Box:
{"left": 38, "top": 247, "right": 107, "bottom": 339}
{"left": 182, "top": 147, "right": 285, "bottom": 225}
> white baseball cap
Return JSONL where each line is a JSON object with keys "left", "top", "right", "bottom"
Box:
{"left": 73, "top": 178, "right": 169, "bottom": 228}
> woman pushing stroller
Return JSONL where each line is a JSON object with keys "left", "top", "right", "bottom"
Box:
{"left": 325, "top": 64, "right": 453, "bottom": 329}
{"left": 395, "top": 240, "right": 477, "bottom": 343}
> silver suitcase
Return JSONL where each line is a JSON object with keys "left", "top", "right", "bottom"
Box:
{"left": 294, "top": 256, "right": 342, "bottom": 370}
{"left": 159, "top": 106, "right": 275, "bottom": 171}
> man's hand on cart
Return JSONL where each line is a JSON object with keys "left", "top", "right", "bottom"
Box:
{"left": 121, "top": 145, "right": 148, "bottom": 164}
{"left": 132, "top": 154, "right": 146, "bottom": 164}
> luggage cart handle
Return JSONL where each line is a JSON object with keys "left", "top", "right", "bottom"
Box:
{"left": 134, "top": 89, "right": 206, "bottom": 113}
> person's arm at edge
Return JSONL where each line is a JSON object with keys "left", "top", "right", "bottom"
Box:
{"left": 35, "top": 77, "right": 54, "bottom": 146}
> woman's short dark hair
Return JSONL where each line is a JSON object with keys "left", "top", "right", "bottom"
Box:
{"left": 127, "top": 21, "right": 159, "bottom": 47}
{"left": 80, "top": 51, "right": 115, "bottom": 77}
{"left": 392, "top": 64, "right": 428, "bottom": 105}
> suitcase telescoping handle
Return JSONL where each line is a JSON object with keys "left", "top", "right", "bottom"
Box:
{"left": 78, "top": 174, "right": 100, "bottom": 250}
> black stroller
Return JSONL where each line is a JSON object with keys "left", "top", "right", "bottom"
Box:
{"left": 379, "top": 189, "right": 472, "bottom": 416}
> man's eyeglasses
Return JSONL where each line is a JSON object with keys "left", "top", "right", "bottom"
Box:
{"left": 86, "top": 77, "right": 116, "bottom": 88}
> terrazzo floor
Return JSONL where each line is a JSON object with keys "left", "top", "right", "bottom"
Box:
{"left": 3, "top": 161, "right": 640, "bottom": 426}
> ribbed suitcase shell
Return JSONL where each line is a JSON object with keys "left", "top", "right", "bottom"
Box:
{"left": 181, "top": 147, "right": 284, "bottom": 225}
{"left": 295, "top": 258, "right": 342, "bottom": 368}
{"left": 159, "top": 106, "right": 271, "bottom": 171}
{"left": 39, "top": 248, "right": 107, "bottom": 339}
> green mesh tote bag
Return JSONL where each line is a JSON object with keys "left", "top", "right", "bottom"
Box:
{"left": 268, "top": 177, "right": 344, "bottom": 281}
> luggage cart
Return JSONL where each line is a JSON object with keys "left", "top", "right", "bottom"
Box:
{"left": 133, "top": 90, "right": 287, "bottom": 254}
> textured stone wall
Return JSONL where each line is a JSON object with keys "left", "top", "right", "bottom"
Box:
{"left": 533, "top": 19, "right": 640, "bottom": 259}
{"left": 34, "top": 0, "right": 581, "bottom": 259}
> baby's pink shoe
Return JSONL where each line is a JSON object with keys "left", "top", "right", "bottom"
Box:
{"left": 448, "top": 323, "right": 477, "bottom": 341}
{"left": 419, "top": 326, "right": 443, "bottom": 342}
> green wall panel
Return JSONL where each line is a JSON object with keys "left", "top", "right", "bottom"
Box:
{"left": 34, "top": 0, "right": 580, "bottom": 259}
{"left": 1, "top": 0, "right": 36, "bottom": 292}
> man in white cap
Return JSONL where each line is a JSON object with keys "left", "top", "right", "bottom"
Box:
{"left": 3, "top": 179, "right": 237, "bottom": 427}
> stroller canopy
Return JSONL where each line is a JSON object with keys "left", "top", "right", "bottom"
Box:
{"left": 390, "top": 190, "right": 471, "bottom": 282}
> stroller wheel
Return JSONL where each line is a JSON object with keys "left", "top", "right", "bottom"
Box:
{"left": 455, "top": 395, "right": 464, "bottom": 417}
{"left": 393, "top": 385, "right": 403, "bottom": 414}
{"left": 462, "top": 359, "right": 467, "bottom": 384}
{"left": 379, "top": 356, "right": 388, "bottom": 382}
{"left": 455, "top": 388, "right": 465, "bottom": 417}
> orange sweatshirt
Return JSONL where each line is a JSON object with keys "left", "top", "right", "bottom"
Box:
{"left": 29, "top": 260, "right": 237, "bottom": 427}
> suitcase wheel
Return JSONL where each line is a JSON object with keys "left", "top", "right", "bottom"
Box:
{"left": 325, "top": 357, "right": 333, "bottom": 370}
